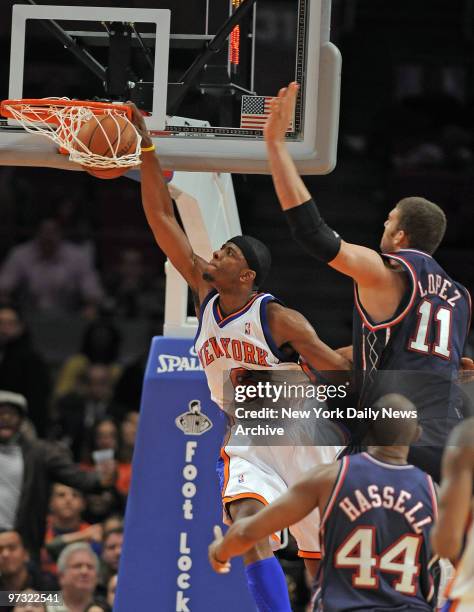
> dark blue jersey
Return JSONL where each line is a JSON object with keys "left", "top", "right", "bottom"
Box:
{"left": 314, "top": 453, "right": 439, "bottom": 611}
{"left": 352, "top": 249, "right": 471, "bottom": 443}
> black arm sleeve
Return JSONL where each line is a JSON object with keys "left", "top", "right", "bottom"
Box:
{"left": 284, "top": 199, "right": 342, "bottom": 263}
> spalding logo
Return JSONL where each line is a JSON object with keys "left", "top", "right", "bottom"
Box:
{"left": 156, "top": 345, "right": 204, "bottom": 374}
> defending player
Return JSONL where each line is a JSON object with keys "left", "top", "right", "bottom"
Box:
{"left": 128, "top": 104, "right": 350, "bottom": 612}
{"left": 431, "top": 417, "right": 474, "bottom": 610}
{"left": 264, "top": 82, "right": 472, "bottom": 481}
{"left": 209, "top": 394, "right": 439, "bottom": 611}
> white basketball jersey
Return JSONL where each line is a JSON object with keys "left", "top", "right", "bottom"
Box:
{"left": 450, "top": 516, "right": 474, "bottom": 604}
{"left": 195, "top": 291, "right": 302, "bottom": 411}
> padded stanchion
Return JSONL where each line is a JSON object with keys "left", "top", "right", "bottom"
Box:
{"left": 115, "top": 336, "right": 255, "bottom": 612}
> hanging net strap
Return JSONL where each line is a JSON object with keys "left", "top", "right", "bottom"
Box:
{"left": 0, "top": 98, "right": 142, "bottom": 169}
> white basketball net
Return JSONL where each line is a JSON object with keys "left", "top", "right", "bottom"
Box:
{"left": 3, "top": 98, "right": 142, "bottom": 169}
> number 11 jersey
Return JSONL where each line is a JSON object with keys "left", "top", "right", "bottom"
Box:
{"left": 352, "top": 249, "right": 471, "bottom": 446}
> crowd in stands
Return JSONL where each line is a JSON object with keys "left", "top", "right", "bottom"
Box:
{"left": 0, "top": 378, "right": 130, "bottom": 611}
{"left": 0, "top": 193, "right": 157, "bottom": 609}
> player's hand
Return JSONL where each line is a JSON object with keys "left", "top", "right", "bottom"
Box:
{"left": 82, "top": 523, "right": 104, "bottom": 543}
{"left": 459, "top": 356, "right": 474, "bottom": 384}
{"left": 126, "top": 102, "right": 153, "bottom": 148}
{"left": 208, "top": 526, "right": 231, "bottom": 574}
{"left": 336, "top": 345, "right": 354, "bottom": 364}
{"left": 461, "top": 357, "right": 474, "bottom": 371}
{"left": 264, "top": 82, "right": 299, "bottom": 144}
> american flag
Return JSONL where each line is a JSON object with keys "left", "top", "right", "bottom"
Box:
{"left": 240, "top": 95, "right": 294, "bottom": 131}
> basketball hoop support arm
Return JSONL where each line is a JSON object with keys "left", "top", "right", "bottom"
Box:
{"left": 167, "top": 0, "right": 257, "bottom": 116}
{"left": 24, "top": 0, "right": 106, "bottom": 82}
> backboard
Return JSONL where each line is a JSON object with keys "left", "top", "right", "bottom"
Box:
{"left": 0, "top": 0, "right": 341, "bottom": 174}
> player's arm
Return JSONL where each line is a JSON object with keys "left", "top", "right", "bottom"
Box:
{"left": 431, "top": 418, "right": 474, "bottom": 560}
{"left": 129, "top": 104, "right": 211, "bottom": 301}
{"left": 209, "top": 464, "right": 334, "bottom": 572}
{"left": 337, "top": 345, "right": 353, "bottom": 362}
{"left": 264, "top": 84, "right": 401, "bottom": 292}
{"left": 267, "top": 302, "right": 351, "bottom": 371}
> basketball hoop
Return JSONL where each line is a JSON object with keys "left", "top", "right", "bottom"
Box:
{"left": 0, "top": 98, "right": 142, "bottom": 170}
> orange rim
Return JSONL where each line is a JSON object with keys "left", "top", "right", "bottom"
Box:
{"left": 0, "top": 98, "right": 132, "bottom": 124}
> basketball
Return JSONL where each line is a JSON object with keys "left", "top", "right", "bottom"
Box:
{"left": 74, "top": 113, "right": 138, "bottom": 179}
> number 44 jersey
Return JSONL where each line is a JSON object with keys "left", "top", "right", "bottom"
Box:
{"left": 314, "top": 453, "right": 439, "bottom": 611}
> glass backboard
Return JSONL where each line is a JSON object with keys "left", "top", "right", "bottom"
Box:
{"left": 0, "top": 0, "right": 341, "bottom": 174}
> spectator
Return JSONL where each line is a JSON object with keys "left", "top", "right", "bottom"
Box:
{"left": 84, "top": 412, "right": 134, "bottom": 497}
{"left": 84, "top": 480, "right": 125, "bottom": 523}
{"left": 112, "top": 352, "right": 145, "bottom": 413}
{"left": 53, "top": 543, "right": 98, "bottom": 612}
{"left": 53, "top": 320, "right": 122, "bottom": 401}
{"left": 84, "top": 603, "right": 111, "bottom": 612}
{"left": 118, "top": 411, "right": 137, "bottom": 462}
{"left": 99, "top": 529, "right": 122, "bottom": 586}
{"left": 91, "top": 419, "right": 119, "bottom": 458}
{"left": 113, "top": 311, "right": 164, "bottom": 413}
{"left": 0, "top": 305, "right": 51, "bottom": 436}
{"left": 113, "top": 308, "right": 164, "bottom": 413}
{"left": 47, "top": 485, "right": 89, "bottom": 536}
{"left": 80, "top": 421, "right": 123, "bottom": 525}
{"left": 0, "top": 391, "right": 116, "bottom": 560}
{"left": 0, "top": 218, "right": 104, "bottom": 316}
{"left": 106, "top": 574, "right": 117, "bottom": 609}
{"left": 101, "top": 532, "right": 122, "bottom": 574}
{"left": 101, "top": 516, "right": 123, "bottom": 535}
{"left": 54, "top": 366, "right": 124, "bottom": 462}
{"left": 114, "top": 412, "right": 138, "bottom": 497}
{"left": 0, "top": 530, "right": 57, "bottom": 595}
{"left": 55, "top": 197, "right": 96, "bottom": 262}
{"left": 105, "top": 248, "right": 157, "bottom": 319}
{"left": 42, "top": 484, "right": 102, "bottom": 575}
{"left": 13, "top": 593, "right": 47, "bottom": 612}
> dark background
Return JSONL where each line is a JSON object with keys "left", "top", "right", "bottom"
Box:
{"left": 0, "top": 5, "right": 472, "bottom": 608}
{"left": 0, "top": 0, "right": 473, "bottom": 360}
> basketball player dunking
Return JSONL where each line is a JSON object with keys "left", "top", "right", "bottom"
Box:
{"left": 432, "top": 417, "right": 474, "bottom": 611}
{"left": 129, "top": 104, "right": 350, "bottom": 611}
{"left": 264, "top": 82, "right": 473, "bottom": 482}
{"left": 210, "top": 394, "right": 439, "bottom": 611}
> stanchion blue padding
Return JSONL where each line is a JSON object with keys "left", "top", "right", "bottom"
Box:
{"left": 115, "top": 336, "right": 255, "bottom": 612}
